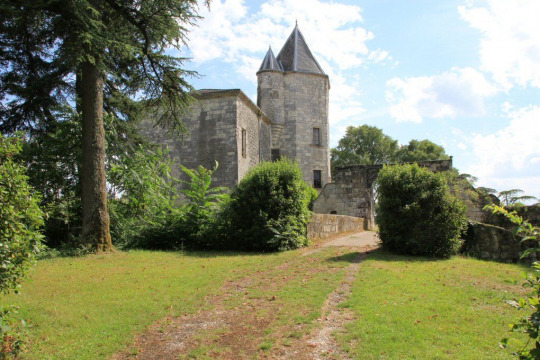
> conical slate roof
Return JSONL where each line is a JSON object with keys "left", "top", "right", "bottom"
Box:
{"left": 276, "top": 24, "right": 325, "bottom": 75}
{"left": 258, "top": 47, "right": 283, "bottom": 72}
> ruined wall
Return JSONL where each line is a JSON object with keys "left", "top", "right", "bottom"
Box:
{"left": 313, "top": 159, "right": 454, "bottom": 229}
{"left": 462, "top": 223, "right": 524, "bottom": 262}
{"left": 307, "top": 214, "right": 365, "bottom": 240}
{"left": 462, "top": 205, "right": 539, "bottom": 262}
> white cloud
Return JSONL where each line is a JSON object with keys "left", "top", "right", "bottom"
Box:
{"left": 386, "top": 67, "right": 498, "bottom": 123}
{"left": 465, "top": 104, "right": 540, "bottom": 198}
{"left": 188, "top": 0, "right": 388, "bottom": 81}
{"left": 459, "top": 0, "right": 540, "bottom": 90}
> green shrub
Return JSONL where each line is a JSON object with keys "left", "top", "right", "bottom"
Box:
{"left": 305, "top": 186, "right": 319, "bottom": 211}
{"left": 0, "top": 134, "right": 44, "bottom": 357}
{"left": 223, "top": 159, "right": 310, "bottom": 252}
{"left": 376, "top": 163, "right": 466, "bottom": 258}
{"left": 488, "top": 205, "right": 540, "bottom": 359}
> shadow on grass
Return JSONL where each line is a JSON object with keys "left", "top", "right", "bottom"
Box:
{"left": 325, "top": 248, "right": 531, "bottom": 272}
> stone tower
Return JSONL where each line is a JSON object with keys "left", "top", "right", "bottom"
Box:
{"left": 257, "top": 24, "right": 331, "bottom": 189}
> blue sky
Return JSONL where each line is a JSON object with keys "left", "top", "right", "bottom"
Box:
{"left": 180, "top": 0, "right": 540, "bottom": 200}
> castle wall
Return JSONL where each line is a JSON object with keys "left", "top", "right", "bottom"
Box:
{"left": 313, "top": 159, "right": 454, "bottom": 229}
{"left": 236, "top": 98, "right": 272, "bottom": 180}
{"left": 139, "top": 90, "right": 271, "bottom": 189}
{"left": 257, "top": 71, "right": 285, "bottom": 148}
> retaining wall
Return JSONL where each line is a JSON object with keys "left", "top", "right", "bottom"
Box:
{"left": 307, "top": 214, "right": 365, "bottom": 240}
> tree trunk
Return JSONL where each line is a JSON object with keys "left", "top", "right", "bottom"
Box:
{"left": 81, "top": 61, "right": 113, "bottom": 252}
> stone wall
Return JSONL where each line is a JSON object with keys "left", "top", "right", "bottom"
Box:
{"left": 283, "top": 72, "right": 331, "bottom": 189}
{"left": 236, "top": 96, "right": 271, "bottom": 180}
{"left": 313, "top": 159, "right": 454, "bottom": 228}
{"left": 257, "top": 70, "right": 331, "bottom": 189}
{"left": 139, "top": 89, "right": 271, "bottom": 189}
{"left": 461, "top": 205, "right": 540, "bottom": 262}
{"left": 462, "top": 223, "right": 523, "bottom": 262}
{"left": 307, "top": 214, "right": 365, "bottom": 240}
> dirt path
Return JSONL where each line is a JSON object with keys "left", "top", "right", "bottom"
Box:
{"left": 112, "top": 231, "right": 379, "bottom": 360}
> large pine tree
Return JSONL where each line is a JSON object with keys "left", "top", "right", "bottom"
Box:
{"left": 0, "top": 0, "right": 206, "bottom": 251}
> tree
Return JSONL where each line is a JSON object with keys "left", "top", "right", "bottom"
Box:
{"left": 330, "top": 126, "right": 449, "bottom": 169}
{"left": 396, "top": 139, "right": 450, "bottom": 163}
{"left": 331, "top": 125, "right": 399, "bottom": 168}
{"left": 0, "top": 0, "right": 208, "bottom": 251}
{"left": 498, "top": 189, "right": 538, "bottom": 206}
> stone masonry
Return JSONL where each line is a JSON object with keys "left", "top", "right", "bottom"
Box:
{"left": 257, "top": 24, "right": 331, "bottom": 189}
{"left": 313, "top": 159, "right": 454, "bottom": 229}
{"left": 139, "top": 89, "right": 271, "bottom": 188}
{"left": 140, "top": 25, "right": 330, "bottom": 190}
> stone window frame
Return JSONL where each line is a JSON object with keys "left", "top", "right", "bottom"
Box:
{"left": 313, "top": 170, "right": 322, "bottom": 188}
{"left": 241, "top": 128, "right": 247, "bottom": 158}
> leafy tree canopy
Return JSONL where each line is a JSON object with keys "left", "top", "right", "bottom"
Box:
{"left": 0, "top": 0, "right": 206, "bottom": 133}
{"left": 331, "top": 125, "right": 399, "bottom": 167}
{"left": 330, "top": 125, "right": 449, "bottom": 169}
{"left": 396, "top": 139, "right": 450, "bottom": 163}
{"left": 498, "top": 189, "right": 538, "bottom": 206}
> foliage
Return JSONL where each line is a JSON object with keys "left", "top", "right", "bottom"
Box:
{"left": 0, "top": 134, "right": 44, "bottom": 295}
{"left": 330, "top": 125, "right": 449, "bottom": 170}
{"left": 176, "top": 163, "right": 229, "bottom": 249}
{"left": 499, "top": 189, "right": 538, "bottom": 207}
{"left": 0, "top": 306, "right": 27, "bottom": 358}
{"left": 0, "top": 134, "right": 43, "bottom": 358}
{"left": 0, "top": 0, "right": 209, "bottom": 250}
{"left": 305, "top": 186, "right": 319, "bottom": 211}
{"left": 223, "top": 159, "right": 311, "bottom": 252}
{"left": 395, "top": 139, "right": 450, "bottom": 163}
{"left": 331, "top": 125, "right": 399, "bottom": 168}
{"left": 0, "top": 0, "right": 206, "bottom": 133}
{"left": 487, "top": 205, "right": 540, "bottom": 359}
{"left": 376, "top": 164, "right": 467, "bottom": 258}
{"left": 108, "top": 144, "right": 183, "bottom": 249}
{"left": 20, "top": 114, "right": 180, "bottom": 251}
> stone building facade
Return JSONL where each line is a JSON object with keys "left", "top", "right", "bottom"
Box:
{"left": 139, "top": 89, "right": 272, "bottom": 187}
{"left": 141, "top": 25, "right": 331, "bottom": 189}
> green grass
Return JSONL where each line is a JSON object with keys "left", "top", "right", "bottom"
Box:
{"left": 339, "top": 250, "right": 529, "bottom": 359}
{"left": 1, "top": 250, "right": 297, "bottom": 360}
{"left": 1, "top": 248, "right": 530, "bottom": 359}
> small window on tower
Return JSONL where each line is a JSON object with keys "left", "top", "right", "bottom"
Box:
{"left": 242, "top": 129, "right": 247, "bottom": 158}
{"left": 313, "top": 170, "right": 322, "bottom": 188}
{"left": 313, "top": 128, "right": 321, "bottom": 145}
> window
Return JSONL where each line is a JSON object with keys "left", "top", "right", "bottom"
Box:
{"left": 313, "top": 127, "right": 321, "bottom": 145}
{"left": 313, "top": 170, "right": 322, "bottom": 188}
{"left": 271, "top": 149, "right": 280, "bottom": 162}
{"left": 241, "top": 128, "right": 247, "bottom": 158}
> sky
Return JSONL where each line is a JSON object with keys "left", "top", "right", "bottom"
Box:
{"left": 178, "top": 0, "right": 540, "bottom": 200}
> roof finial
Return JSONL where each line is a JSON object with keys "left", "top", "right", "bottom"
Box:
{"left": 295, "top": 19, "right": 298, "bottom": 26}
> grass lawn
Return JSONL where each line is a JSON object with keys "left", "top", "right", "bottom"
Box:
{"left": 340, "top": 250, "right": 529, "bottom": 359}
{"left": 1, "top": 247, "right": 531, "bottom": 359}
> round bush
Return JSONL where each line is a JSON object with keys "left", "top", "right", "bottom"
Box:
{"left": 376, "top": 164, "right": 466, "bottom": 258}
{"left": 224, "top": 159, "right": 310, "bottom": 252}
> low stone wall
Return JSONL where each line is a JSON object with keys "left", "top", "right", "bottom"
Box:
{"left": 307, "top": 214, "right": 365, "bottom": 240}
{"left": 461, "top": 222, "right": 524, "bottom": 262}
